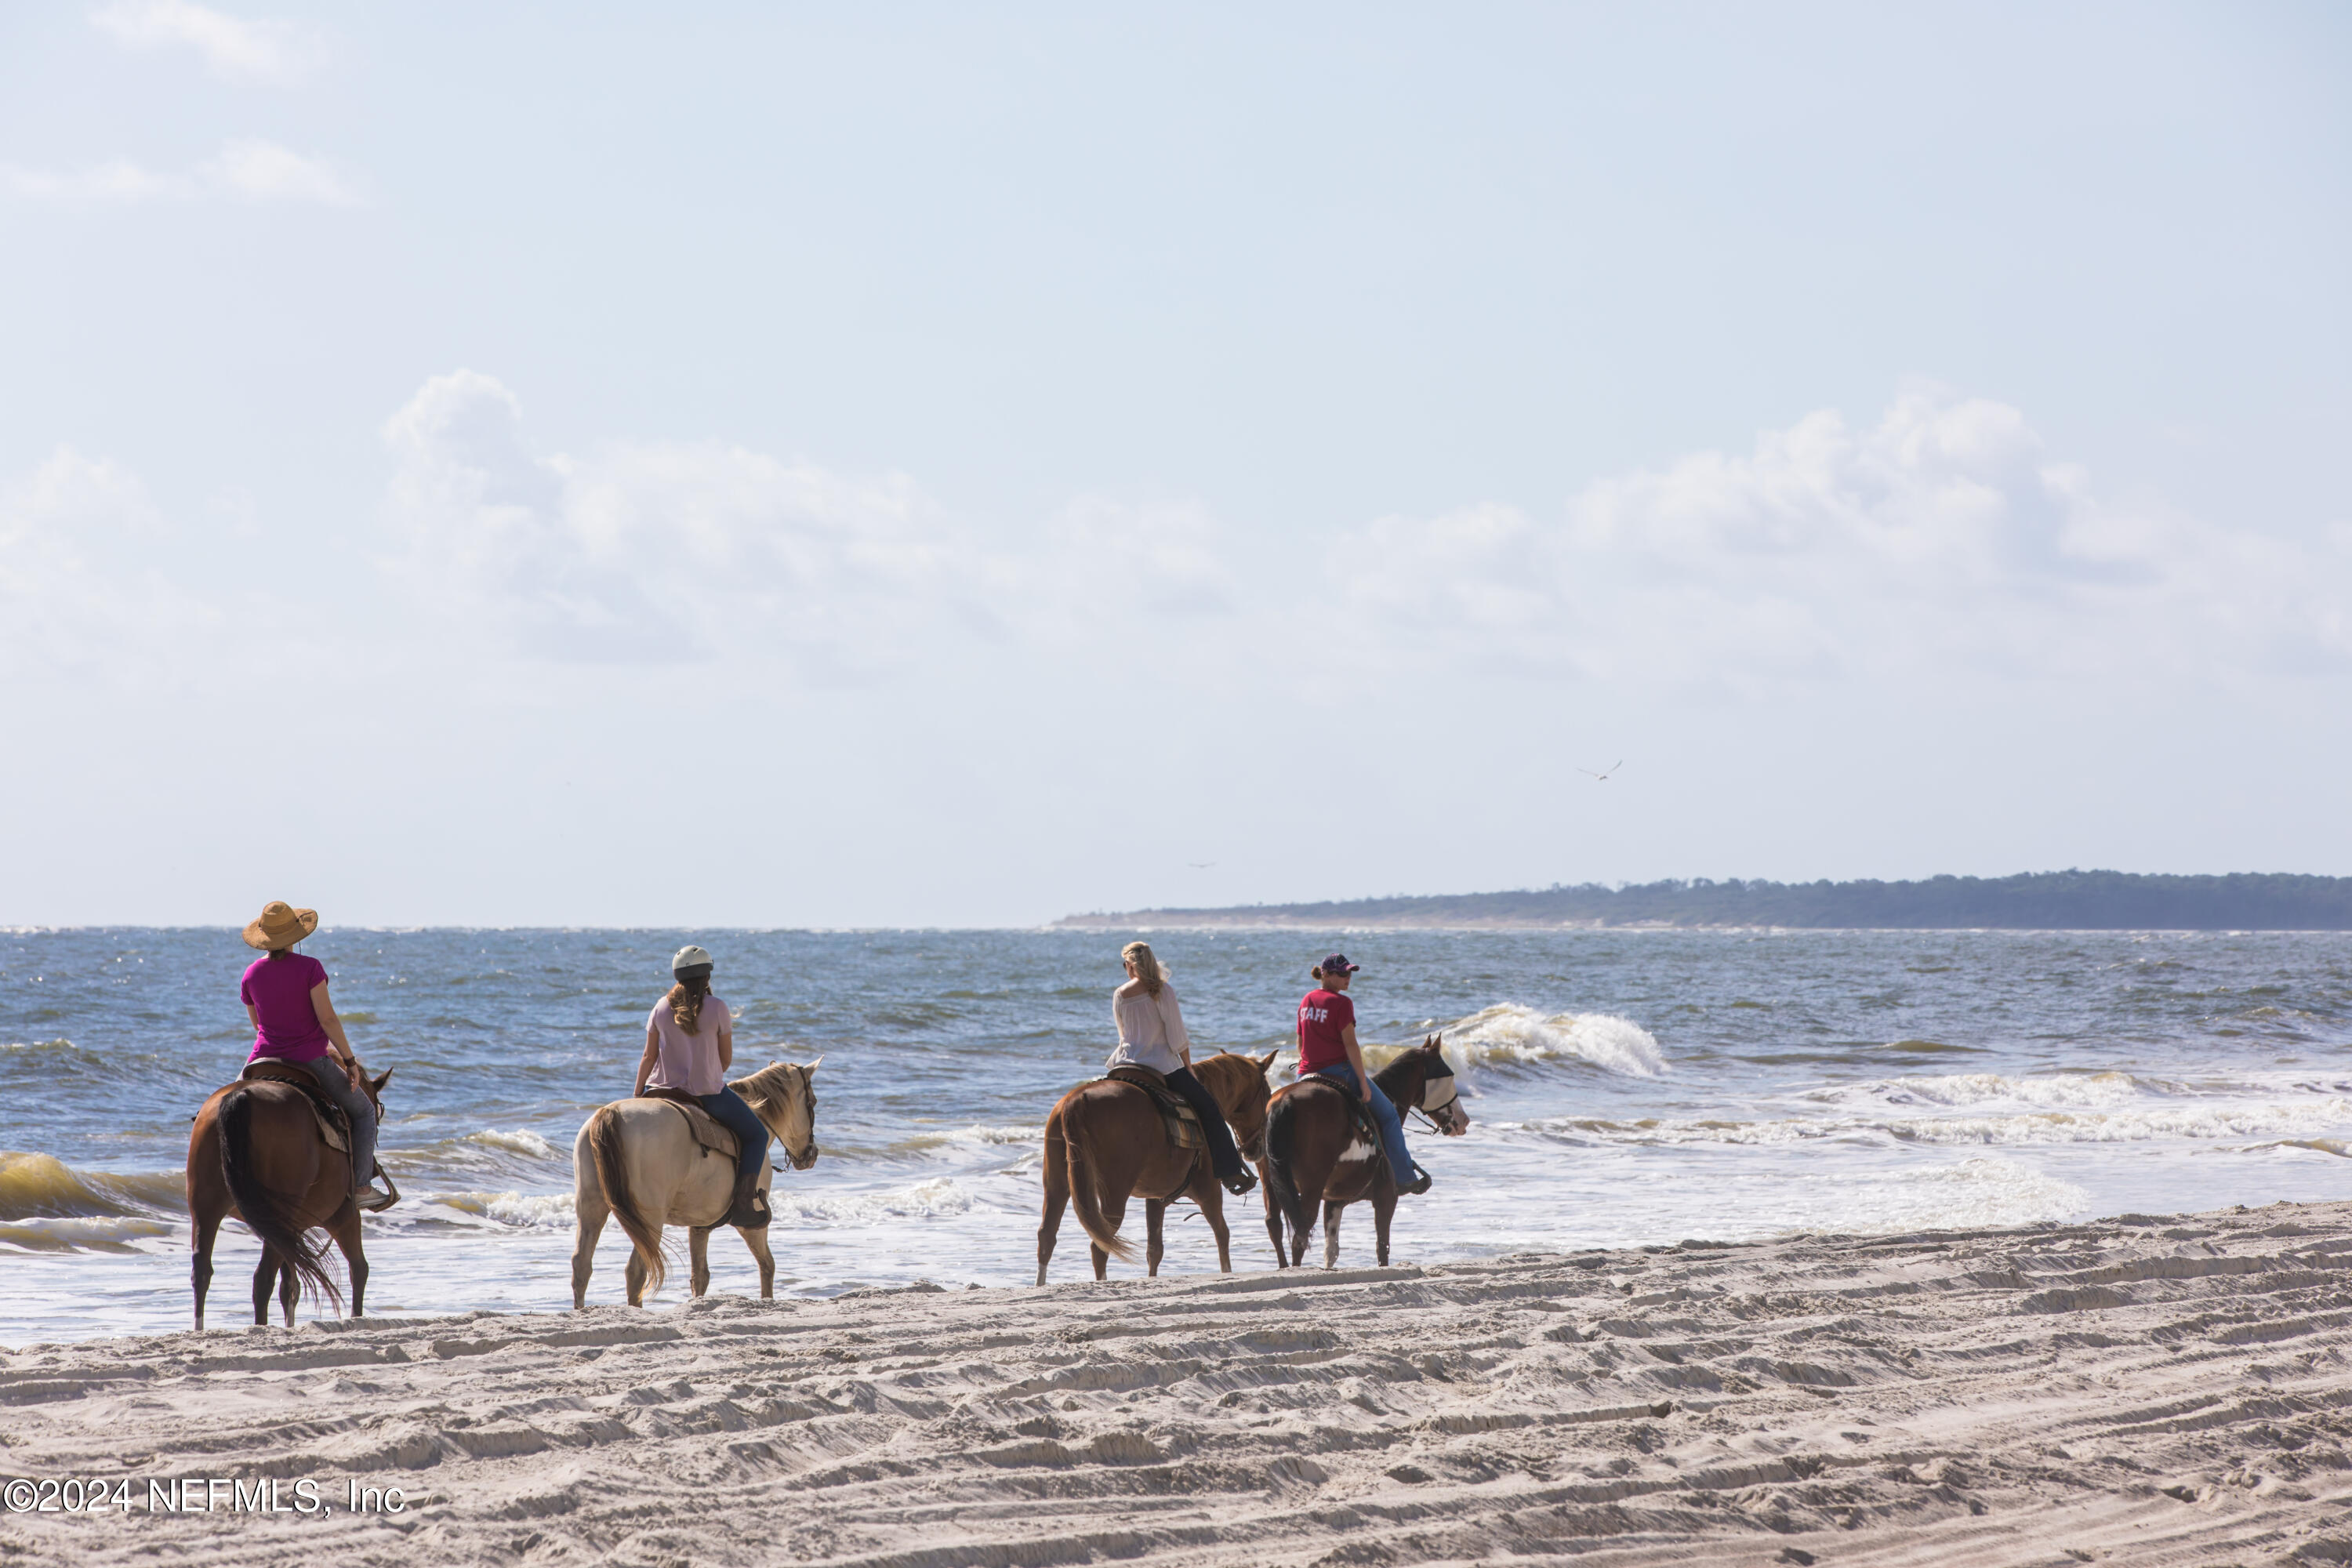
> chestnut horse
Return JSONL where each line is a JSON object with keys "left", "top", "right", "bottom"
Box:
{"left": 1036, "top": 1049, "right": 1278, "bottom": 1284}
{"left": 187, "top": 1066, "right": 391, "bottom": 1329}
{"left": 570, "top": 1060, "right": 821, "bottom": 1308}
{"left": 1261, "top": 1036, "right": 1468, "bottom": 1269}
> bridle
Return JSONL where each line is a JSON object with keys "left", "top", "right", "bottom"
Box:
{"left": 1410, "top": 1060, "right": 1464, "bottom": 1134}
{"left": 753, "top": 1063, "right": 821, "bottom": 1171}
{"left": 783, "top": 1067, "right": 820, "bottom": 1169}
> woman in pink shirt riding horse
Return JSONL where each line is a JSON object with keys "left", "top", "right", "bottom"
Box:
{"left": 237, "top": 900, "right": 394, "bottom": 1211}
{"left": 633, "top": 944, "right": 773, "bottom": 1229}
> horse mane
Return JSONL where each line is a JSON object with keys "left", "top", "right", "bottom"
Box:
{"left": 730, "top": 1060, "right": 804, "bottom": 1117}
{"left": 1372, "top": 1048, "right": 1427, "bottom": 1100}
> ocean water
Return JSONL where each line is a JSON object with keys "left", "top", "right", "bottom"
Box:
{"left": 4, "top": 926, "right": 2350, "bottom": 1345}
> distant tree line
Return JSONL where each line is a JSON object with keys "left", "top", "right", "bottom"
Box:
{"left": 1066, "top": 871, "right": 2352, "bottom": 930}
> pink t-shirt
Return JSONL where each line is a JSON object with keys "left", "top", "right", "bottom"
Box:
{"left": 241, "top": 953, "right": 331, "bottom": 1063}
{"left": 645, "top": 993, "right": 731, "bottom": 1097}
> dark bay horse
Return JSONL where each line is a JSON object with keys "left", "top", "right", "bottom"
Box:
{"left": 1261, "top": 1036, "right": 1468, "bottom": 1269}
{"left": 187, "top": 1066, "right": 390, "bottom": 1329}
{"left": 1036, "top": 1049, "right": 1278, "bottom": 1284}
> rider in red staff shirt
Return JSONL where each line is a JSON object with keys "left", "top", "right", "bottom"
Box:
{"left": 1298, "top": 953, "right": 1431, "bottom": 1194}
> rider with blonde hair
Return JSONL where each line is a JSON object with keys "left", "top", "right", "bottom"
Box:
{"left": 1109, "top": 942, "right": 1256, "bottom": 1196}
{"left": 634, "top": 945, "right": 771, "bottom": 1228}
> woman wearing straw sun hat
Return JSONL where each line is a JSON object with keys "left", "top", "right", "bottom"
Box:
{"left": 239, "top": 900, "right": 394, "bottom": 1211}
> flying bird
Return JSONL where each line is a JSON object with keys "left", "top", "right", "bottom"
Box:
{"left": 1188, "top": 862, "right": 1217, "bottom": 869}
{"left": 1578, "top": 760, "right": 1624, "bottom": 781}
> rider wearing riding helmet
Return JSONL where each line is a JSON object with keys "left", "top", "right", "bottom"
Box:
{"left": 634, "top": 945, "right": 771, "bottom": 1228}
{"left": 238, "top": 900, "right": 395, "bottom": 1210}
{"left": 1298, "top": 953, "right": 1431, "bottom": 1195}
{"left": 1110, "top": 942, "right": 1257, "bottom": 1196}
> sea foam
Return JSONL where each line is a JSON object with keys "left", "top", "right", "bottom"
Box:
{"left": 1404, "top": 1005, "right": 1668, "bottom": 1076}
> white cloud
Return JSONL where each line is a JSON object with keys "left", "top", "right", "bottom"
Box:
{"left": 0, "top": 448, "right": 223, "bottom": 684}
{"left": 372, "top": 375, "right": 2351, "bottom": 699}
{"left": 205, "top": 138, "right": 354, "bottom": 203}
{"left": 2, "top": 139, "right": 358, "bottom": 206}
{"left": 380, "top": 372, "right": 989, "bottom": 674}
{"left": 91, "top": 0, "right": 323, "bottom": 85}
{"left": 1321, "top": 387, "right": 2352, "bottom": 688}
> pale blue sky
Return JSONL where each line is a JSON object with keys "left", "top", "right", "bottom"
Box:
{"left": 2, "top": 3, "right": 2347, "bottom": 925}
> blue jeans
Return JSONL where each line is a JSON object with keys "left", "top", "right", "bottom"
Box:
{"left": 699, "top": 1088, "right": 768, "bottom": 1180}
{"left": 296, "top": 1055, "right": 379, "bottom": 1194}
{"left": 1312, "top": 1065, "right": 1414, "bottom": 1186}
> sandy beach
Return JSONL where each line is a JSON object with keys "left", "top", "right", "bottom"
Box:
{"left": 3, "top": 1202, "right": 2348, "bottom": 1566}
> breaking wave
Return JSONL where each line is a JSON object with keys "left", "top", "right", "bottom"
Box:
{"left": 1395, "top": 1005, "right": 1668, "bottom": 1077}
{"left": 0, "top": 1216, "right": 177, "bottom": 1254}
{"left": 768, "top": 1177, "right": 981, "bottom": 1225}
{"left": 415, "top": 1176, "right": 989, "bottom": 1232}
{"left": 1515, "top": 1080, "right": 2352, "bottom": 1152}
{"left": 419, "top": 1189, "right": 578, "bottom": 1230}
{"left": 0, "top": 1152, "right": 181, "bottom": 1222}
{"left": 1806, "top": 1070, "right": 2151, "bottom": 1112}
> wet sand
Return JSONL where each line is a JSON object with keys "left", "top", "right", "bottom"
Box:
{"left": 5, "top": 1200, "right": 2350, "bottom": 1566}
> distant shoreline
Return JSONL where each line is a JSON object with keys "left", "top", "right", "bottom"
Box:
{"left": 1056, "top": 869, "right": 2352, "bottom": 932}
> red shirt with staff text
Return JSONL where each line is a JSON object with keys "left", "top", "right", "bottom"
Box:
{"left": 1296, "top": 988, "right": 1356, "bottom": 1074}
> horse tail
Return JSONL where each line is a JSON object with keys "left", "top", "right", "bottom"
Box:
{"left": 586, "top": 1105, "right": 669, "bottom": 1298}
{"left": 1262, "top": 1090, "right": 1314, "bottom": 1250}
{"left": 1062, "top": 1097, "right": 1137, "bottom": 1265}
{"left": 217, "top": 1085, "right": 343, "bottom": 1312}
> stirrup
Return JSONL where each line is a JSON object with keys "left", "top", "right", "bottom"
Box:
{"left": 1402, "top": 1166, "right": 1433, "bottom": 1196}
{"left": 355, "top": 1168, "right": 399, "bottom": 1213}
{"left": 1222, "top": 1170, "right": 1258, "bottom": 1196}
{"left": 724, "top": 1175, "right": 771, "bottom": 1230}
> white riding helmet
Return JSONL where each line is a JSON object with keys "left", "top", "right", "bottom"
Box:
{"left": 672, "top": 944, "right": 714, "bottom": 974}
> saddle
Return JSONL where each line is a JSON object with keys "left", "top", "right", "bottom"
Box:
{"left": 1301, "top": 1073, "right": 1380, "bottom": 1149}
{"left": 239, "top": 1059, "right": 350, "bottom": 1154}
{"left": 1102, "top": 1065, "right": 1205, "bottom": 1152}
{"left": 637, "top": 1088, "right": 739, "bottom": 1162}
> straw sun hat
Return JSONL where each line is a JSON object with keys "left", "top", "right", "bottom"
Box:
{"left": 242, "top": 900, "right": 319, "bottom": 951}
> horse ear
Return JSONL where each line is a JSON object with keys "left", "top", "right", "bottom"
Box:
{"left": 1256, "top": 1049, "right": 1279, "bottom": 1074}
{"left": 804, "top": 1054, "right": 823, "bottom": 1073}
{"left": 1423, "top": 1035, "right": 1442, "bottom": 1052}
{"left": 370, "top": 1068, "right": 392, "bottom": 1091}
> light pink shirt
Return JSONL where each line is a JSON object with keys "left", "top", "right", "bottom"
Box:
{"left": 645, "top": 994, "right": 731, "bottom": 1097}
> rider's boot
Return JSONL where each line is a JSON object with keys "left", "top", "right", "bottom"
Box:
{"left": 1222, "top": 1167, "right": 1258, "bottom": 1196}
{"left": 1401, "top": 1164, "right": 1434, "bottom": 1196}
{"left": 723, "top": 1167, "right": 771, "bottom": 1229}
{"left": 355, "top": 1164, "right": 399, "bottom": 1213}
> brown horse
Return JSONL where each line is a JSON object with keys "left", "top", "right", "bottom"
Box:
{"left": 1036, "top": 1049, "right": 1278, "bottom": 1284}
{"left": 187, "top": 1066, "right": 391, "bottom": 1330}
{"left": 1261, "top": 1036, "right": 1468, "bottom": 1269}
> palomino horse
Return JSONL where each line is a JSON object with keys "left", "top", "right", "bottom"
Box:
{"left": 570, "top": 1060, "right": 821, "bottom": 1308}
{"left": 187, "top": 1065, "right": 392, "bottom": 1329}
{"left": 1261, "top": 1036, "right": 1469, "bottom": 1269}
{"left": 1036, "top": 1049, "right": 1278, "bottom": 1284}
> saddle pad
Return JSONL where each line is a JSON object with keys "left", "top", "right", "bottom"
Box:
{"left": 1102, "top": 1067, "right": 1205, "bottom": 1152}
{"left": 238, "top": 1061, "right": 350, "bottom": 1154}
{"left": 636, "top": 1091, "right": 739, "bottom": 1161}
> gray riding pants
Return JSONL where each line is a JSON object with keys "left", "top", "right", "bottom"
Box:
{"left": 296, "top": 1055, "right": 379, "bottom": 1194}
